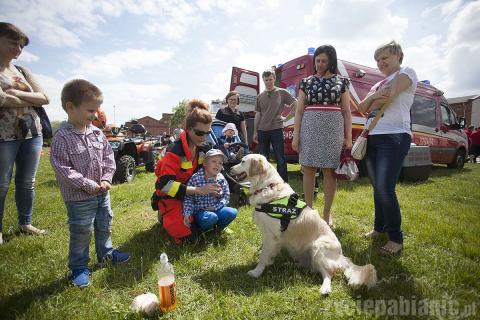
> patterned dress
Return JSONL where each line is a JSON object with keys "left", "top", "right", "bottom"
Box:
{"left": 299, "top": 74, "right": 349, "bottom": 168}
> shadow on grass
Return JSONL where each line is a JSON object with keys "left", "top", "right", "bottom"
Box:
{"left": 0, "top": 277, "right": 69, "bottom": 319}
{"left": 430, "top": 165, "right": 471, "bottom": 178}
{"left": 193, "top": 227, "right": 423, "bottom": 313}
{"left": 100, "top": 223, "right": 229, "bottom": 289}
{"left": 334, "top": 227, "right": 424, "bottom": 316}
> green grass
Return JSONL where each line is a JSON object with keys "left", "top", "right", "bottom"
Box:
{"left": 1, "top": 149, "right": 479, "bottom": 319}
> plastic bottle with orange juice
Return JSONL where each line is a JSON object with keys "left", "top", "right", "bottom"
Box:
{"left": 158, "top": 253, "right": 176, "bottom": 312}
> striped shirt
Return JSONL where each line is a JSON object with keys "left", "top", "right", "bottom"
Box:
{"left": 50, "top": 122, "right": 116, "bottom": 202}
{"left": 183, "top": 167, "right": 230, "bottom": 218}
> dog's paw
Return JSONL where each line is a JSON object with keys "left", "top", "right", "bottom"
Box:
{"left": 247, "top": 268, "right": 262, "bottom": 278}
{"left": 320, "top": 279, "right": 332, "bottom": 295}
{"left": 320, "top": 284, "right": 331, "bottom": 295}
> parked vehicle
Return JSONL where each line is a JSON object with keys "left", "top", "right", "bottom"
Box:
{"left": 105, "top": 124, "right": 159, "bottom": 183}
{"left": 228, "top": 53, "right": 468, "bottom": 176}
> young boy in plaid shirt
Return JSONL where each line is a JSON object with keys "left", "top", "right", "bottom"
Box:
{"left": 50, "top": 79, "right": 129, "bottom": 288}
{"left": 183, "top": 149, "right": 237, "bottom": 233}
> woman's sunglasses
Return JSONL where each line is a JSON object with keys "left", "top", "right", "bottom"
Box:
{"left": 193, "top": 128, "right": 210, "bottom": 136}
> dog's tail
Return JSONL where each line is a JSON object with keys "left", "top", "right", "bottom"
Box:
{"left": 342, "top": 257, "right": 377, "bottom": 289}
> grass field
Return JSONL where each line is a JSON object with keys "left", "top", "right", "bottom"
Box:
{"left": 0, "top": 149, "right": 479, "bottom": 319}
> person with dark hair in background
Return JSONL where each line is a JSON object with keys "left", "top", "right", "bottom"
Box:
{"left": 470, "top": 126, "right": 480, "bottom": 162}
{"left": 253, "top": 69, "right": 297, "bottom": 182}
{"left": 153, "top": 99, "right": 216, "bottom": 244}
{"left": 292, "top": 45, "right": 352, "bottom": 227}
{"left": 0, "top": 22, "right": 50, "bottom": 244}
{"left": 216, "top": 91, "right": 248, "bottom": 143}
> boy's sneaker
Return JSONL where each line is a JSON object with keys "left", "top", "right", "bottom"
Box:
{"left": 223, "top": 227, "right": 234, "bottom": 235}
{"left": 98, "top": 249, "right": 130, "bottom": 267}
{"left": 69, "top": 268, "right": 90, "bottom": 288}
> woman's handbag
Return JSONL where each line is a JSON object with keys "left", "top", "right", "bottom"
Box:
{"left": 351, "top": 129, "right": 369, "bottom": 160}
{"left": 34, "top": 106, "right": 53, "bottom": 139}
{"left": 334, "top": 149, "right": 359, "bottom": 181}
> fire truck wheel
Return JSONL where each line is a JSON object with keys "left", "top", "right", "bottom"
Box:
{"left": 447, "top": 149, "right": 466, "bottom": 169}
{"left": 114, "top": 155, "right": 136, "bottom": 183}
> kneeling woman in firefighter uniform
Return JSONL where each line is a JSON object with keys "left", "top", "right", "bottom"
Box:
{"left": 153, "top": 100, "right": 220, "bottom": 244}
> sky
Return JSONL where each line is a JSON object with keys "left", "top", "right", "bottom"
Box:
{"left": 1, "top": 0, "right": 479, "bottom": 125}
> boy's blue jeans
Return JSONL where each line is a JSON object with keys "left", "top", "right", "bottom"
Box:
{"left": 194, "top": 206, "right": 237, "bottom": 232}
{"left": 65, "top": 192, "right": 114, "bottom": 270}
{"left": 257, "top": 129, "right": 288, "bottom": 182}
{"left": 0, "top": 136, "right": 43, "bottom": 230}
{"left": 365, "top": 133, "right": 411, "bottom": 244}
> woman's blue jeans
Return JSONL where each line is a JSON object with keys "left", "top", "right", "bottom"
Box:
{"left": 193, "top": 206, "right": 237, "bottom": 232}
{"left": 365, "top": 133, "right": 411, "bottom": 244}
{"left": 257, "top": 129, "right": 288, "bottom": 182}
{"left": 0, "top": 136, "right": 43, "bottom": 230}
{"left": 65, "top": 193, "right": 114, "bottom": 270}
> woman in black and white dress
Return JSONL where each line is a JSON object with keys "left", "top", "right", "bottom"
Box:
{"left": 292, "top": 45, "right": 352, "bottom": 227}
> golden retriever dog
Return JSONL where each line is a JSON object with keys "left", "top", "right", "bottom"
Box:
{"left": 230, "top": 154, "right": 377, "bottom": 295}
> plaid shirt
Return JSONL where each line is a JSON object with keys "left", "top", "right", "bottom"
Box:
{"left": 183, "top": 167, "right": 230, "bottom": 217}
{"left": 50, "top": 122, "right": 116, "bottom": 202}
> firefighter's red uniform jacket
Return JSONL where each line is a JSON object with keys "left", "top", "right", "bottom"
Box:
{"left": 154, "top": 131, "right": 206, "bottom": 242}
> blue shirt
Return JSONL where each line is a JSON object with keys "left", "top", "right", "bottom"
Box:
{"left": 183, "top": 167, "right": 230, "bottom": 217}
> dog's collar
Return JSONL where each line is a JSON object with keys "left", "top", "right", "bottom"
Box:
{"left": 253, "top": 183, "right": 278, "bottom": 195}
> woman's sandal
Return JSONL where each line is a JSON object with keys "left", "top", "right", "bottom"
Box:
{"left": 19, "top": 225, "right": 48, "bottom": 236}
{"left": 380, "top": 241, "right": 403, "bottom": 255}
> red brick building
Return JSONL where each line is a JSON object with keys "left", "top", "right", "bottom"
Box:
{"left": 448, "top": 95, "right": 480, "bottom": 128}
{"left": 124, "top": 113, "right": 173, "bottom": 136}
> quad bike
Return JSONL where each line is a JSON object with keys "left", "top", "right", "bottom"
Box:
{"left": 104, "top": 123, "right": 160, "bottom": 183}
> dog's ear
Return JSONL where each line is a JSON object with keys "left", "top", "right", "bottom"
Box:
{"left": 249, "top": 157, "right": 267, "bottom": 177}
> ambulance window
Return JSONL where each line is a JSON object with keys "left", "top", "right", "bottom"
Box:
{"left": 441, "top": 104, "right": 453, "bottom": 125}
{"left": 411, "top": 95, "right": 437, "bottom": 127}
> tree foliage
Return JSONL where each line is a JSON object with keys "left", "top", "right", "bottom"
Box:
{"left": 170, "top": 99, "right": 187, "bottom": 130}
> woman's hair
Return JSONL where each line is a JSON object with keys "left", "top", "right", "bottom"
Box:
{"left": 374, "top": 40, "right": 404, "bottom": 64}
{"left": 313, "top": 45, "right": 338, "bottom": 74}
{"left": 0, "top": 22, "right": 29, "bottom": 46}
{"left": 184, "top": 99, "right": 212, "bottom": 129}
{"left": 61, "top": 79, "right": 103, "bottom": 110}
{"left": 225, "top": 91, "right": 240, "bottom": 104}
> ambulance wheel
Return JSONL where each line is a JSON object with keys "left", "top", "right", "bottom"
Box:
{"left": 447, "top": 150, "right": 466, "bottom": 169}
{"left": 114, "top": 155, "right": 136, "bottom": 183}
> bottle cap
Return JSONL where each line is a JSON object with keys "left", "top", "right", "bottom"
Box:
{"left": 160, "top": 253, "right": 168, "bottom": 263}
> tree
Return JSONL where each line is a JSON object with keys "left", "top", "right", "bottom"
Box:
{"left": 51, "top": 120, "right": 63, "bottom": 134}
{"left": 170, "top": 99, "right": 187, "bottom": 130}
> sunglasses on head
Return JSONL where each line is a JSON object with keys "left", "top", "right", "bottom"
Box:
{"left": 192, "top": 128, "right": 210, "bottom": 136}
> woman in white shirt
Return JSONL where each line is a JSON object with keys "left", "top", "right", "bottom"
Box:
{"left": 358, "top": 41, "right": 418, "bottom": 255}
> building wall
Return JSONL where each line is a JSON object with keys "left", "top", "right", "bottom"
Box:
{"left": 471, "top": 99, "right": 480, "bottom": 128}
{"left": 450, "top": 102, "right": 472, "bottom": 125}
{"left": 125, "top": 114, "right": 172, "bottom": 136}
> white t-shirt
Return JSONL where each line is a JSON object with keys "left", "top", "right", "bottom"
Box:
{"left": 367, "top": 66, "right": 418, "bottom": 135}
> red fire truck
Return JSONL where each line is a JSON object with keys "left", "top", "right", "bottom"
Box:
{"left": 227, "top": 53, "right": 467, "bottom": 176}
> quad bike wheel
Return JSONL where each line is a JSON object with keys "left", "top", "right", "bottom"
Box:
{"left": 114, "top": 155, "right": 136, "bottom": 183}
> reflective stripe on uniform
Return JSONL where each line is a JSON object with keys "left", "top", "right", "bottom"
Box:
{"left": 162, "top": 180, "right": 181, "bottom": 197}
